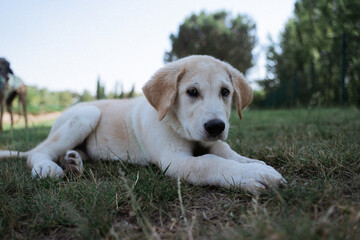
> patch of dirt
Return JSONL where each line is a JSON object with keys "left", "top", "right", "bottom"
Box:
{"left": 2, "top": 112, "right": 61, "bottom": 124}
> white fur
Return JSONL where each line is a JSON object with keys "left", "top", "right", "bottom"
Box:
{"left": 0, "top": 56, "right": 285, "bottom": 195}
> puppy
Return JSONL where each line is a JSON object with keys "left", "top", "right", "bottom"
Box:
{"left": 0, "top": 55, "right": 285, "bottom": 195}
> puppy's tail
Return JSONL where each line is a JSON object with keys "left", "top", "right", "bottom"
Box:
{"left": 0, "top": 150, "right": 29, "bottom": 159}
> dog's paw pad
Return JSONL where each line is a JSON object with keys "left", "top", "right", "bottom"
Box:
{"left": 60, "top": 150, "right": 84, "bottom": 176}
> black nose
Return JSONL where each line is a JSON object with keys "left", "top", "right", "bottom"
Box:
{"left": 204, "top": 119, "right": 225, "bottom": 137}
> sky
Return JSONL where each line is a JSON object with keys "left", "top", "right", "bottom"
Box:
{"left": 0, "top": 0, "right": 296, "bottom": 94}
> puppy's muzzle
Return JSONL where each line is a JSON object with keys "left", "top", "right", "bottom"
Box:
{"left": 204, "top": 119, "right": 225, "bottom": 137}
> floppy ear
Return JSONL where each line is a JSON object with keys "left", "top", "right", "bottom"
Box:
{"left": 142, "top": 64, "right": 186, "bottom": 121}
{"left": 227, "top": 66, "right": 253, "bottom": 119}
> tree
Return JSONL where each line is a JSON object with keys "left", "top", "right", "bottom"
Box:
{"left": 96, "top": 76, "right": 106, "bottom": 100}
{"left": 127, "top": 84, "right": 136, "bottom": 98}
{"left": 26, "top": 86, "right": 41, "bottom": 107}
{"left": 58, "top": 91, "right": 73, "bottom": 108}
{"left": 262, "top": 0, "right": 360, "bottom": 107}
{"left": 118, "top": 83, "right": 125, "bottom": 99}
{"left": 165, "top": 11, "right": 257, "bottom": 75}
{"left": 24, "top": 85, "right": 75, "bottom": 112}
{"left": 80, "top": 90, "right": 94, "bottom": 102}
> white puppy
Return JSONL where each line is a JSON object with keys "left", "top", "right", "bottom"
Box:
{"left": 0, "top": 55, "right": 285, "bottom": 194}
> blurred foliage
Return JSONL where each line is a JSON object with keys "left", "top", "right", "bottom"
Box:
{"left": 17, "top": 85, "right": 78, "bottom": 114}
{"left": 251, "top": 90, "right": 267, "bottom": 109}
{"left": 259, "top": 0, "right": 360, "bottom": 108}
{"left": 13, "top": 78, "right": 138, "bottom": 114}
{"left": 79, "top": 89, "right": 95, "bottom": 102}
{"left": 94, "top": 77, "right": 137, "bottom": 100}
{"left": 106, "top": 82, "right": 137, "bottom": 100}
{"left": 96, "top": 76, "right": 106, "bottom": 100}
{"left": 165, "top": 11, "right": 256, "bottom": 75}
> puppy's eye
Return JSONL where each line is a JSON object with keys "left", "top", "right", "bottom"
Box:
{"left": 221, "top": 88, "right": 230, "bottom": 97}
{"left": 187, "top": 88, "right": 199, "bottom": 98}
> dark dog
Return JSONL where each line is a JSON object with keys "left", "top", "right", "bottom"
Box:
{"left": 0, "top": 58, "right": 27, "bottom": 131}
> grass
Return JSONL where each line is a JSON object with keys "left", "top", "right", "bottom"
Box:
{"left": 0, "top": 108, "right": 359, "bottom": 239}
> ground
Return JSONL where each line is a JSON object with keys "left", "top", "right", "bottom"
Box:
{"left": 2, "top": 111, "right": 61, "bottom": 126}
{"left": 0, "top": 108, "right": 359, "bottom": 239}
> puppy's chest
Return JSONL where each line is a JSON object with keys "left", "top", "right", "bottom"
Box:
{"left": 192, "top": 142, "right": 210, "bottom": 157}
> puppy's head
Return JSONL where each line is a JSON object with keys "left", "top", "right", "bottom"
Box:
{"left": 0, "top": 58, "right": 13, "bottom": 79}
{"left": 143, "top": 55, "right": 252, "bottom": 142}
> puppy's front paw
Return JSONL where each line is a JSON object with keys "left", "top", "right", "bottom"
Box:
{"left": 234, "top": 156, "right": 267, "bottom": 165}
{"left": 59, "top": 150, "right": 84, "bottom": 175}
{"left": 234, "top": 163, "right": 285, "bottom": 195}
{"left": 245, "top": 159, "right": 267, "bottom": 165}
{"left": 32, "top": 160, "right": 64, "bottom": 178}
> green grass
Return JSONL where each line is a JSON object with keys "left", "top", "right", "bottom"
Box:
{"left": 0, "top": 108, "right": 359, "bottom": 239}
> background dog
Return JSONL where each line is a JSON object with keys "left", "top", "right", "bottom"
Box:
{"left": 0, "top": 58, "right": 28, "bottom": 131}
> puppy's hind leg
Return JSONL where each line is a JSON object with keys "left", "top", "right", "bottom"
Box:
{"left": 28, "top": 106, "right": 101, "bottom": 178}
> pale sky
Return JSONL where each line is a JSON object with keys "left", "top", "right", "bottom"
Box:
{"left": 0, "top": 0, "right": 295, "bottom": 94}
